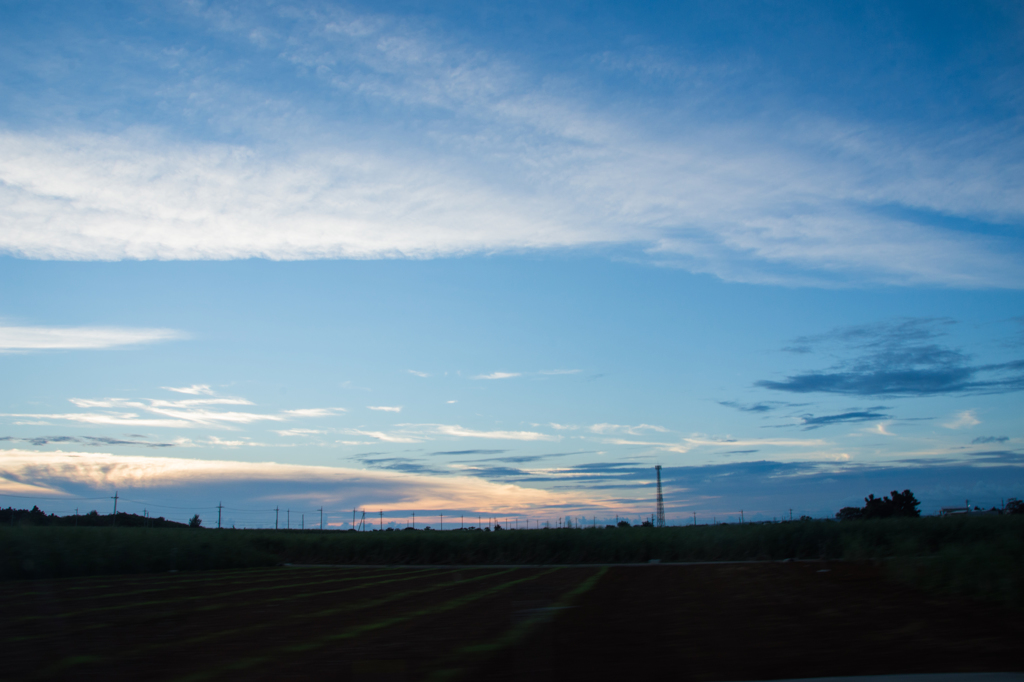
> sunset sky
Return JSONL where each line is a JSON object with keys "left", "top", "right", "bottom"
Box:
{"left": 2, "top": 1, "right": 1023, "bottom": 527}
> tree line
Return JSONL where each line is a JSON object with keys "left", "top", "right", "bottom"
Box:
{"left": 1, "top": 506, "right": 190, "bottom": 528}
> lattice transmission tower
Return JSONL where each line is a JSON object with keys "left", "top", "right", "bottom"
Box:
{"left": 655, "top": 465, "right": 666, "bottom": 527}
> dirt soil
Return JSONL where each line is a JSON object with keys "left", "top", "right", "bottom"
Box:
{"left": 1, "top": 562, "right": 1019, "bottom": 682}
{"left": 475, "top": 562, "right": 1023, "bottom": 682}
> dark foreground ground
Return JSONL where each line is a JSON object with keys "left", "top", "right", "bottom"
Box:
{"left": 2, "top": 562, "right": 1019, "bottom": 682}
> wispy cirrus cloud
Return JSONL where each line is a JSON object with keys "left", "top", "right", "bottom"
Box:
{"left": 339, "top": 429, "right": 423, "bottom": 444}
{"left": 604, "top": 434, "right": 829, "bottom": 455}
{"left": 282, "top": 408, "right": 347, "bottom": 418}
{"left": 473, "top": 372, "right": 521, "bottom": 380}
{"left": 163, "top": 384, "right": 215, "bottom": 395}
{"left": 2, "top": 389, "right": 347, "bottom": 431}
{"left": 589, "top": 423, "right": 668, "bottom": 436}
{"left": 0, "top": 325, "right": 186, "bottom": 352}
{"left": 1, "top": 5, "right": 1021, "bottom": 287}
{"left": 429, "top": 424, "right": 558, "bottom": 442}
{"left": 367, "top": 406, "right": 402, "bottom": 413}
{"left": 944, "top": 410, "right": 980, "bottom": 429}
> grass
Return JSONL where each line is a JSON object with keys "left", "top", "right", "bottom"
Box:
{"left": 3, "top": 516, "right": 1022, "bottom": 604}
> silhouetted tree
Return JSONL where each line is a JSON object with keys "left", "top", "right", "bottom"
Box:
{"left": 1006, "top": 498, "right": 1024, "bottom": 515}
{"left": 836, "top": 507, "right": 862, "bottom": 521}
{"left": 189, "top": 514, "right": 202, "bottom": 528}
{"left": 839, "top": 489, "right": 921, "bottom": 520}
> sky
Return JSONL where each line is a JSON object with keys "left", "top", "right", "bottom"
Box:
{"left": 1, "top": 0, "right": 1023, "bottom": 528}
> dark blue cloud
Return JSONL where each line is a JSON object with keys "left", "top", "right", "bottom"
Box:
{"left": 355, "top": 456, "right": 447, "bottom": 475}
{"left": 758, "top": 319, "right": 1024, "bottom": 397}
{"left": 966, "top": 450, "right": 1024, "bottom": 463}
{"left": 718, "top": 400, "right": 807, "bottom": 413}
{"left": 719, "top": 400, "right": 774, "bottom": 413}
{"left": 459, "top": 466, "right": 530, "bottom": 479}
{"left": 797, "top": 409, "right": 891, "bottom": 429}
{"left": 430, "top": 449, "right": 508, "bottom": 456}
{"left": 462, "top": 451, "right": 595, "bottom": 464}
{"left": 972, "top": 436, "right": 1009, "bottom": 444}
{"left": 3, "top": 435, "right": 174, "bottom": 447}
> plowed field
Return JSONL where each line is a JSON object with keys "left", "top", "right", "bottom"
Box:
{"left": 2, "top": 563, "right": 1019, "bottom": 681}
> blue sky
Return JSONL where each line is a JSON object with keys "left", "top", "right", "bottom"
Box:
{"left": 1, "top": 1, "right": 1022, "bottom": 527}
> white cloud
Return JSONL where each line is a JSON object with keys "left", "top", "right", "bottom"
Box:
{"left": 683, "top": 436, "right": 828, "bottom": 448}
{"left": 5, "top": 392, "right": 348, "bottom": 430}
{"left": 603, "top": 438, "right": 693, "bottom": 454}
{"left": 601, "top": 434, "right": 829, "bottom": 454}
{"left": 163, "top": 384, "right": 215, "bottom": 395}
{"left": 430, "top": 424, "right": 558, "bottom": 442}
{"left": 589, "top": 423, "right": 669, "bottom": 436}
{"left": 0, "top": 325, "right": 186, "bottom": 352}
{"left": 943, "top": 410, "right": 980, "bottom": 429}
{"left": 446, "top": 400, "right": 458, "bottom": 404}
{"left": 367, "top": 406, "right": 402, "bottom": 413}
{"left": 273, "top": 429, "right": 325, "bottom": 436}
{"left": 408, "top": 370, "right": 430, "bottom": 378}
{"left": 282, "top": 408, "right": 347, "bottom": 417}
{"left": 340, "top": 429, "right": 422, "bottom": 444}
{"left": 474, "top": 372, "right": 521, "bottom": 380}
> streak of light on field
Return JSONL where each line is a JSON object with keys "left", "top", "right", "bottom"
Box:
{"left": 7, "top": 565, "right": 383, "bottom": 604}
{"left": 32, "top": 568, "right": 524, "bottom": 678}
{"left": 427, "top": 566, "right": 609, "bottom": 681}
{"left": 8, "top": 566, "right": 447, "bottom": 624}
{"left": 179, "top": 568, "right": 563, "bottom": 681}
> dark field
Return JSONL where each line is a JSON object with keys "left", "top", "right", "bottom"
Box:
{"left": 2, "top": 562, "right": 1020, "bottom": 682}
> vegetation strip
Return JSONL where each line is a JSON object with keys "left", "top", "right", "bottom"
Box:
{"left": 175, "top": 568, "right": 559, "bottom": 682}
{"left": 31, "top": 568, "right": 510, "bottom": 678}
{"left": 9, "top": 567, "right": 438, "bottom": 624}
{"left": 427, "top": 567, "right": 609, "bottom": 681}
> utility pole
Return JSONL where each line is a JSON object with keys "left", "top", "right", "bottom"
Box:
{"left": 75, "top": 508, "right": 78, "bottom": 527}
{"left": 319, "top": 506, "right": 323, "bottom": 530}
{"left": 353, "top": 508, "right": 356, "bottom": 529}
{"left": 217, "top": 502, "right": 223, "bottom": 529}
{"left": 111, "top": 491, "right": 119, "bottom": 527}
{"left": 440, "top": 513, "right": 443, "bottom": 531}
{"left": 692, "top": 511, "right": 696, "bottom": 526}
{"left": 287, "top": 509, "right": 290, "bottom": 529}
{"left": 655, "top": 465, "right": 666, "bottom": 528}
{"left": 789, "top": 509, "right": 793, "bottom": 522}
{"left": 275, "top": 506, "right": 279, "bottom": 530}
{"left": 380, "top": 510, "right": 383, "bottom": 530}
{"left": 412, "top": 511, "right": 415, "bottom": 529}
